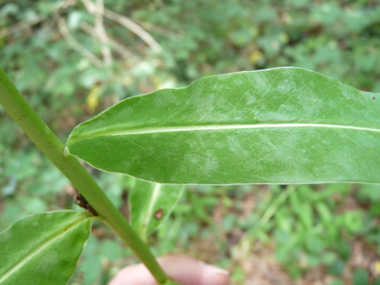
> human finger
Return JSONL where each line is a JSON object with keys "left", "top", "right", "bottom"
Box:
{"left": 108, "top": 254, "right": 229, "bottom": 285}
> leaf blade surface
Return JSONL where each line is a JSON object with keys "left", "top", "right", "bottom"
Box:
{"left": 0, "top": 211, "right": 92, "bottom": 285}
{"left": 66, "top": 67, "right": 380, "bottom": 184}
{"left": 129, "top": 179, "right": 185, "bottom": 240}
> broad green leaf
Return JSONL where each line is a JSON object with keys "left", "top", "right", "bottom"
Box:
{"left": 0, "top": 211, "right": 92, "bottom": 285}
{"left": 66, "top": 67, "right": 380, "bottom": 184}
{"left": 129, "top": 178, "right": 185, "bottom": 240}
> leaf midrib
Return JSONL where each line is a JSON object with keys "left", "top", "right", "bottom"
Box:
{"left": 141, "top": 183, "right": 161, "bottom": 239}
{"left": 69, "top": 123, "right": 380, "bottom": 143}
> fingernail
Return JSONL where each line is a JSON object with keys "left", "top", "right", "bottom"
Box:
{"left": 200, "top": 263, "right": 229, "bottom": 285}
{"left": 203, "top": 264, "right": 229, "bottom": 276}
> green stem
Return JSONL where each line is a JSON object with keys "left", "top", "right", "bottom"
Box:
{"left": 0, "top": 67, "right": 167, "bottom": 284}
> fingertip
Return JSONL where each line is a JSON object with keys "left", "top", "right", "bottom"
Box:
{"left": 108, "top": 254, "right": 230, "bottom": 285}
{"left": 201, "top": 263, "right": 229, "bottom": 285}
{"left": 108, "top": 264, "right": 157, "bottom": 285}
{"left": 158, "top": 254, "right": 230, "bottom": 285}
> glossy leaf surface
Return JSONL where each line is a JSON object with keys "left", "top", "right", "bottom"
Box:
{"left": 0, "top": 211, "right": 92, "bottom": 285}
{"left": 129, "top": 179, "right": 185, "bottom": 240}
{"left": 67, "top": 67, "right": 380, "bottom": 184}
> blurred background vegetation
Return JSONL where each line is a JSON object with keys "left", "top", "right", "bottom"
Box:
{"left": 1, "top": 0, "right": 380, "bottom": 284}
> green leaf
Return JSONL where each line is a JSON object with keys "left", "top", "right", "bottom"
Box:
{"left": 66, "top": 67, "right": 380, "bottom": 184}
{"left": 129, "top": 179, "right": 185, "bottom": 240}
{"left": 0, "top": 211, "right": 92, "bottom": 285}
{"left": 353, "top": 268, "right": 369, "bottom": 285}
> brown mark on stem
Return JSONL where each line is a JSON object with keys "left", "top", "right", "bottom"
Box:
{"left": 74, "top": 188, "right": 98, "bottom": 216}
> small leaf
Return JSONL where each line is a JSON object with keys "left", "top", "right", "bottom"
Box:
{"left": 0, "top": 211, "right": 92, "bottom": 285}
{"left": 66, "top": 67, "right": 380, "bottom": 184}
{"left": 353, "top": 268, "right": 369, "bottom": 285}
{"left": 129, "top": 179, "right": 185, "bottom": 240}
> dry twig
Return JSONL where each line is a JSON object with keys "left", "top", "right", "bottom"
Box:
{"left": 80, "top": 22, "right": 136, "bottom": 59}
{"left": 132, "top": 18, "right": 183, "bottom": 41}
{"left": 82, "top": 0, "right": 113, "bottom": 66}
{"left": 0, "top": 17, "right": 43, "bottom": 38}
{"left": 57, "top": 16, "right": 103, "bottom": 69}
{"left": 81, "top": 0, "right": 162, "bottom": 53}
